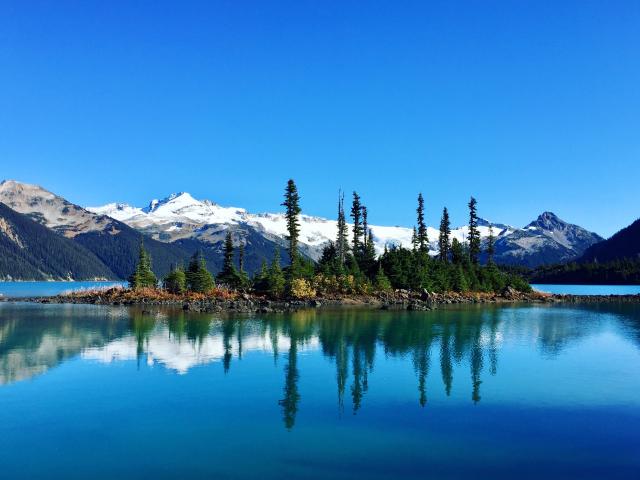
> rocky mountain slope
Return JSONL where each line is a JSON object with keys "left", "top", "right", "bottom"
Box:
{"left": 0, "top": 202, "right": 116, "bottom": 280}
{"left": 491, "top": 212, "right": 603, "bottom": 267}
{"left": 0, "top": 181, "right": 289, "bottom": 279}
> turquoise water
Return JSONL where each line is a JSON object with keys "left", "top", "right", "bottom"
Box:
{"left": 0, "top": 303, "right": 639, "bottom": 479}
{"left": 0, "top": 281, "right": 126, "bottom": 297}
{"left": 532, "top": 284, "right": 640, "bottom": 295}
{"left": 1, "top": 282, "right": 637, "bottom": 298}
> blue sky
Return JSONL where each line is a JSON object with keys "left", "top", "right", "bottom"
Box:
{"left": 1, "top": 1, "right": 638, "bottom": 237}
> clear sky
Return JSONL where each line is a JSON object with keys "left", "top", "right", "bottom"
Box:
{"left": 1, "top": 1, "right": 639, "bottom": 237}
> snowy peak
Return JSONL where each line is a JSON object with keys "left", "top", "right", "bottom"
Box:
{"left": 144, "top": 192, "right": 198, "bottom": 213}
{"left": 88, "top": 192, "right": 247, "bottom": 234}
{"left": 527, "top": 211, "right": 566, "bottom": 231}
{"left": 477, "top": 217, "right": 512, "bottom": 233}
{"left": 84, "top": 188, "right": 602, "bottom": 267}
{"left": 494, "top": 211, "right": 603, "bottom": 266}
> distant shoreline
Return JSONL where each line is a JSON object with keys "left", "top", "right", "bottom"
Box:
{"left": 4, "top": 287, "right": 640, "bottom": 313}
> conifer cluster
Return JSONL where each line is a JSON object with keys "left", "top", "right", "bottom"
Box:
{"left": 128, "top": 180, "right": 530, "bottom": 297}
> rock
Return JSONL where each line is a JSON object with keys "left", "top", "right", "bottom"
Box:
{"left": 502, "top": 286, "right": 518, "bottom": 299}
{"left": 420, "top": 289, "right": 432, "bottom": 302}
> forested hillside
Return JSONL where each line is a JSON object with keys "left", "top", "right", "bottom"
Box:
{"left": 581, "top": 218, "right": 640, "bottom": 262}
{"left": 0, "top": 203, "right": 116, "bottom": 280}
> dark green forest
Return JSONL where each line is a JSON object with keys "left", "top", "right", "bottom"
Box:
{"left": 530, "top": 259, "right": 640, "bottom": 285}
{"left": 0, "top": 203, "right": 116, "bottom": 280}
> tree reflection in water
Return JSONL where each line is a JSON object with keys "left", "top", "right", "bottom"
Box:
{"left": 2, "top": 303, "right": 640, "bottom": 429}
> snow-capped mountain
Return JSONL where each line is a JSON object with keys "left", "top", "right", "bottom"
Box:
{"left": 0, "top": 180, "right": 604, "bottom": 274}
{"left": 491, "top": 212, "right": 603, "bottom": 267}
{"left": 88, "top": 192, "right": 511, "bottom": 260}
{"left": 0, "top": 180, "right": 269, "bottom": 279}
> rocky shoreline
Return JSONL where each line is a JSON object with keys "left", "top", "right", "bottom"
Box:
{"left": 4, "top": 286, "right": 640, "bottom": 313}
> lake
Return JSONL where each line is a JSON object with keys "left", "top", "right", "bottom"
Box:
{"left": 0, "top": 302, "right": 639, "bottom": 479}
{"left": 0, "top": 281, "right": 126, "bottom": 298}
{"left": 532, "top": 284, "right": 640, "bottom": 295}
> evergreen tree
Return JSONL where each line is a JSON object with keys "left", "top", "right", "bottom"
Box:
{"left": 318, "top": 241, "right": 340, "bottom": 275}
{"left": 252, "top": 259, "right": 270, "bottom": 293}
{"left": 468, "top": 197, "right": 481, "bottom": 264}
{"left": 163, "top": 265, "right": 186, "bottom": 294}
{"left": 222, "top": 230, "right": 235, "bottom": 274}
{"left": 416, "top": 193, "right": 428, "bottom": 252}
{"left": 218, "top": 230, "right": 240, "bottom": 286}
{"left": 238, "top": 241, "right": 246, "bottom": 274}
{"left": 374, "top": 263, "right": 392, "bottom": 291}
{"left": 128, "top": 240, "right": 157, "bottom": 289}
{"left": 411, "top": 227, "right": 418, "bottom": 251}
{"left": 439, "top": 207, "right": 451, "bottom": 262}
{"left": 186, "top": 252, "right": 215, "bottom": 293}
{"left": 486, "top": 225, "right": 496, "bottom": 265}
{"left": 360, "top": 229, "right": 377, "bottom": 278}
{"left": 281, "top": 179, "right": 302, "bottom": 274}
{"left": 335, "top": 191, "right": 349, "bottom": 267}
{"left": 451, "top": 238, "right": 465, "bottom": 265}
{"left": 362, "top": 206, "right": 368, "bottom": 248}
{"left": 268, "top": 248, "right": 286, "bottom": 297}
{"left": 350, "top": 192, "right": 363, "bottom": 257}
{"left": 453, "top": 264, "right": 469, "bottom": 292}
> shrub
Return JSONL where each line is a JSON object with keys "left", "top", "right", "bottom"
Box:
{"left": 290, "top": 278, "right": 316, "bottom": 299}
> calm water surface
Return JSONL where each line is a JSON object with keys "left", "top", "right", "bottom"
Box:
{"left": 532, "top": 284, "right": 640, "bottom": 295}
{"left": 0, "top": 302, "right": 639, "bottom": 479}
{"left": 0, "top": 281, "right": 126, "bottom": 298}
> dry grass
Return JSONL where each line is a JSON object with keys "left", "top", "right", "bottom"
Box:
{"left": 62, "top": 286, "right": 239, "bottom": 302}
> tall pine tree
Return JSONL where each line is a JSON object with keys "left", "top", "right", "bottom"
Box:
{"left": 281, "top": 179, "right": 302, "bottom": 275}
{"left": 360, "top": 229, "right": 377, "bottom": 277}
{"left": 362, "top": 205, "right": 368, "bottom": 248}
{"left": 218, "top": 229, "right": 239, "bottom": 285}
{"left": 438, "top": 207, "right": 451, "bottom": 262}
{"left": 416, "top": 193, "right": 428, "bottom": 252}
{"left": 238, "top": 242, "right": 246, "bottom": 273}
{"left": 222, "top": 230, "right": 235, "bottom": 275}
{"left": 336, "top": 190, "right": 349, "bottom": 267}
{"left": 350, "top": 192, "right": 363, "bottom": 257}
{"left": 468, "top": 197, "right": 481, "bottom": 264}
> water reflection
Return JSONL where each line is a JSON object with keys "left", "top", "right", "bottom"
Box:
{"left": 1, "top": 303, "right": 640, "bottom": 430}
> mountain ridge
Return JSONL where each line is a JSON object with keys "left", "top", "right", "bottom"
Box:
{"left": 581, "top": 217, "right": 640, "bottom": 262}
{"left": 0, "top": 180, "right": 605, "bottom": 278}
{"left": 0, "top": 202, "right": 117, "bottom": 280}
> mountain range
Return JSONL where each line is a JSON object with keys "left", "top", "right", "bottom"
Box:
{"left": 0, "top": 179, "right": 606, "bottom": 280}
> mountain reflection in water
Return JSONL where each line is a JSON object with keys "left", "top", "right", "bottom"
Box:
{"left": 2, "top": 303, "right": 640, "bottom": 431}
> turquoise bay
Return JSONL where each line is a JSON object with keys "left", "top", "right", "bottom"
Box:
{"left": 1, "top": 302, "right": 639, "bottom": 479}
